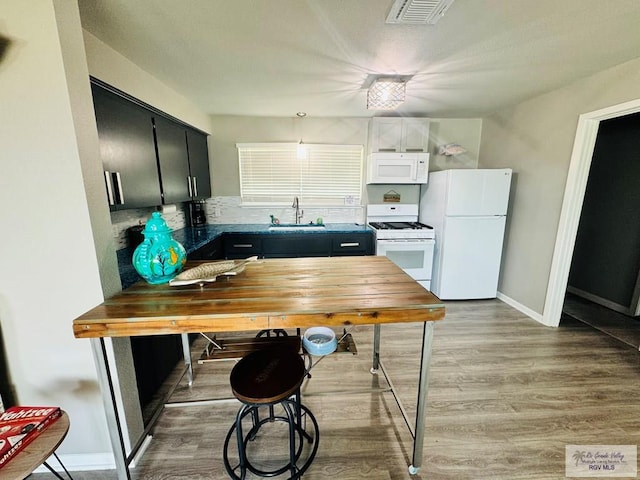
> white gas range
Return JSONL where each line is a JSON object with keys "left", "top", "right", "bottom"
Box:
{"left": 367, "top": 204, "right": 435, "bottom": 291}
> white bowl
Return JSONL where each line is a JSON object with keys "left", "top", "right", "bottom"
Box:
{"left": 303, "top": 327, "right": 337, "bottom": 356}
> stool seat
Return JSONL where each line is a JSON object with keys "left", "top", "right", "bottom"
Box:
{"left": 230, "top": 348, "right": 306, "bottom": 404}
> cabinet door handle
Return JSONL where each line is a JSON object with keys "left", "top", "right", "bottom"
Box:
{"left": 340, "top": 242, "right": 360, "bottom": 247}
{"left": 192, "top": 176, "right": 198, "bottom": 197}
{"left": 187, "top": 176, "right": 193, "bottom": 197}
{"left": 114, "top": 171, "right": 125, "bottom": 204}
{"left": 233, "top": 244, "right": 253, "bottom": 248}
{"left": 104, "top": 171, "right": 115, "bottom": 206}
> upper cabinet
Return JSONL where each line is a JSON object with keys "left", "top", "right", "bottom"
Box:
{"left": 154, "top": 116, "right": 192, "bottom": 204}
{"left": 92, "top": 84, "right": 162, "bottom": 209}
{"left": 186, "top": 129, "right": 211, "bottom": 199}
{"left": 368, "top": 117, "right": 430, "bottom": 153}
{"left": 91, "top": 81, "right": 211, "bottom": 210}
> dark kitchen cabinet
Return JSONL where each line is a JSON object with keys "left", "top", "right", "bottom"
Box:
{"left": 190, "top": 236, "right": 224, "bottom": 260}
{"left": 224, "top": 234, "right": 263, "bottom": 259}
{"left": 131, "top": 334, "right": 183, "bottom": 413}
{"left": 330, "top": 233, "right": 373, "bottom": 256}
{"left": 263, "top": 234, "right": 331, "bottom": 257}
{"left": 92, "top": 83, "right": 162, "bottom": 210}
{"left": 155, "top": 119, "right": 211, "bottom": 203}
{"left": 154, "top": 116, "right": 191, "bottom": 204}
{"left": 186, "top": 129, "right": 211, "bottom": 199}
{"left": 91, "top": 80, "right": 211, "bottom": 210}
{"left": 221, "top": 231, "right": 374, "bottom": 259}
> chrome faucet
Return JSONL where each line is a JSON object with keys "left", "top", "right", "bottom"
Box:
{"left": 292, "top": 196, "right": 304, "bottom": 224}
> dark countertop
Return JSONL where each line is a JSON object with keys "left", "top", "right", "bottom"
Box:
{"left": 117, "top": 223, "right": 373, "bottom": 289}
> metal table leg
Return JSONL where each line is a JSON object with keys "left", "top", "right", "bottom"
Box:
{"left": 409, "top": 321, "right": 435, "bottom": 475}
{"left": 43, "top": 451, "right": 74, "bottom": 479}
{"left": 90, "top": 338, "right": 131, "bottom": 480}
{"left": 371, "top": 324, "right": 381, "bottom": 373}
{"left": 181, "top": 333, "right": 193, "bottom": 386}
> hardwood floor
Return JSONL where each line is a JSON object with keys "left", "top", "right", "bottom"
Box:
{"left": 30, "top": 299, "right": 639, "bottom": 479}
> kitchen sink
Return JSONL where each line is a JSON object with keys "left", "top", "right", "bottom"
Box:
{"left": 268, "top": 224, "right": 326, "bottom": 231}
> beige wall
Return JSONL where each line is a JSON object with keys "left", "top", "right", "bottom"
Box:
{"left": 429, "top": 118, "right": 483, "bottom": 171}
{"left": 0, "top": 2, "right": 222, "bottom": 469}
{"left": 83, "top": 30, "right": 212, "bottom": 135}
{"left": 57, "top": 0, "right": 146, "bottom": 452}
{"left": 209, "top": 116, "right": 369, "bottom": 196}
{"left": 0, "top": 0, "right": 112, "bottom": 467}
{"left": 480, "top": 56, "right": 640, "bottom": 315}
{"left": 209, "top": 115, "right": 483, "bottom": 204}
{"left": 81, "top": 15, "right": 223, "bottom": 461}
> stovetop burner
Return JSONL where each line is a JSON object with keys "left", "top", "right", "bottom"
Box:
{"left": 369, "top": 221, "right": 433, "bottom": 231}
{"left": 366, "top": 204, "right": 435, "bottom": 239}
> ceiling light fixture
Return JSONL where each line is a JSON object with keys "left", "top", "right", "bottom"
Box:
{"left": 296, "top": 112, "right": 307, "bottom": 159}
{"left": 367, "top": 77, "right": 406, "bottom": 110}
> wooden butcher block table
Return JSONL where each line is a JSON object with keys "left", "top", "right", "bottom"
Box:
{"left": 73, "top": 256, "right": 445, "bottom": 479}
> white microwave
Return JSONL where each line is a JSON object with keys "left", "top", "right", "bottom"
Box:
{"left": 366, "top": 152, "right": 429, "bottom": 184}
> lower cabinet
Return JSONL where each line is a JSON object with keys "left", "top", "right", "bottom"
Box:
{"left": 224, "top": 232, "right": 374, "bottom": 258}
{"left": 330, "top": 233, "right": 373, "bottom": 256}
{"left": 190, "top": 236, "right": 223, "bottom": 260}
{"left": 262, "top": 234, "right": 331, "bottom": 257}
{"left": 188, "top": 232, "right": 374, "bottom": 261}
{"left": 223, "top": 234, "right": 263, "bottom": 259}
{"left": 131, "top": 335, "right": 183, "bottom": 412}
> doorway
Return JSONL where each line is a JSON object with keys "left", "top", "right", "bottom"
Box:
{"left": 560, "top": 111, "right": 640, "bottom": 348}
{"left": 543, "top": 98, "right": 640, "bottom": 328}
{"left": 567, "top": 112, "right": 640, "bottom": 316}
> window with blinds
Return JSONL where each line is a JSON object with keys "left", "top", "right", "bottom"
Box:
{"left": 237, "top": 143, "right": 363, "bottom": 205}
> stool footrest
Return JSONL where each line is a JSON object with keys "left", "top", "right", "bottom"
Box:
{"left": 223, "top": 400, "right": 319, "bottom": 480}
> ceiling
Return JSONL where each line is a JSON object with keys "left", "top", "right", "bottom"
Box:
{"left": 77, "top": 0, "right": 640, "bottom": 118}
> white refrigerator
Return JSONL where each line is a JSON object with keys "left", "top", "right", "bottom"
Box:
{"left": 419, "top": 168, "right": 512, "bottom": 299}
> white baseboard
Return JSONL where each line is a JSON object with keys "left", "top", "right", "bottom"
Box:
{"left": 497, "top": 291, "right": 546, "bottom": 325}
{"left": 32, "top": 434, "right": 154, "bottom": 473}
{"left": 130, "top": 434, "right": 153, "bottom": 468}
{"left": 33, "top": 452, "right": 115, "bottom": 473}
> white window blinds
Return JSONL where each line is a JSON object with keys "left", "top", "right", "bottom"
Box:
{"left": 237, "top": 143, "right": 363, "bottom": 205}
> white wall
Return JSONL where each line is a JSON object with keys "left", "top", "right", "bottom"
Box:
{"left": 0, "top": 0, "right": 112, "bottom": 468}
{"left": 208, "top": 115, "right": 483, "bottom": 207}
{"left": 480, "top": 56, "right": 640, "bottom": 316}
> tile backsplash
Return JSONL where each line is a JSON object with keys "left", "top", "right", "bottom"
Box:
{"left": 111, "top": 206, "right": 188, "bottom": 250}
{"left": 111, "top": 196, "right": 365, "bottom": 250}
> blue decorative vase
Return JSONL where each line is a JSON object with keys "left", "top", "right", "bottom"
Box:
{"left": 132, "top": 212, "right": 187, "bottom": 284}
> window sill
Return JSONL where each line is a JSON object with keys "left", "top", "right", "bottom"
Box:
{"left": 239, "top": 203, "right": 363, "bottom": 209}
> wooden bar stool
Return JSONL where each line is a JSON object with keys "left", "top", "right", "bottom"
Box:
{"left": 222, "top": 347, "right": 319, "bottom": 480}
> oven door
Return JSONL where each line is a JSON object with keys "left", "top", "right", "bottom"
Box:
{"left": 376, "top": 239, "right": 435, "bottom": 289}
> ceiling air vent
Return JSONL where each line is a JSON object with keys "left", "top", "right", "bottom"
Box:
{"left": 386, "top": 0, "right": 455, "bottom": 25}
